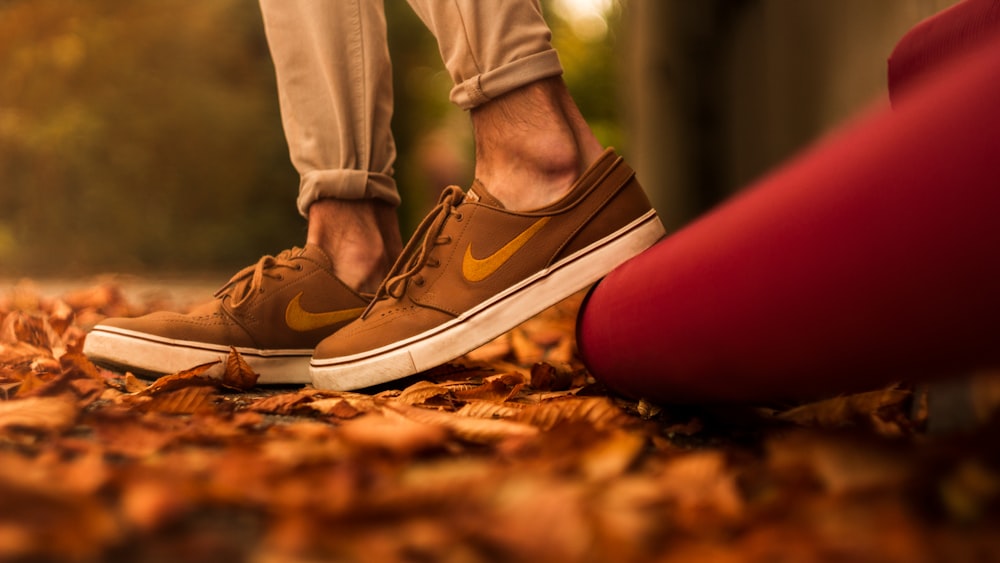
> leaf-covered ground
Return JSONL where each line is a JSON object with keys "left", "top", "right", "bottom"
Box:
{"left": 1, "top": 280, "right": 999, "bottom": 562}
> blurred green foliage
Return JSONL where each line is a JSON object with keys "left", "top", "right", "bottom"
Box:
{"left": 0, "top": 0, "right": 621, "bottom": 276}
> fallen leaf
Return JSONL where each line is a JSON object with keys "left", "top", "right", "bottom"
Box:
{"left": 578, "top": 429, "right": 646, "bottom": 482}
{"left": 396, "top": 380, "right": 453, "bottom": 407}
{"left": 386, "top": 403, "right": 539, "bottom": 444}
{"left": 776, "top": 386, "right": 912, "bottom": 429}
{"left": 515, "top": 396, "right": 630, "bottom": 431}
{"left": 250, "top": 390, "right": 317, "bottom": 415}
{"left": 59, "top": 352, "right": 104, "bottom": 381}
{"left": 141, "top": 361, "right": 223, "bottom": 395}
{"left": 767, "top": 431, "right": 910, "bottom": 495}
{"left": 337, "top": 413, "right": 449, "bottom": 455}
{"left": 140, "top": 385, "right": 218, "bottom": 415}
{"left": 61, "top": 283, "right": 129, "bottom": 317}
{"left": 0, "top": 311, "right": 59, "bottom": 351}
{"left": 223, "top": 347, "right": 258, "bottom": 390}
{"left": 456, "top": 400, "right": 526, "bottom": 420}
{"left": 657, "top": 451, "right": 745, "bottom": 525}
{"left": 529, "top": 362, "right": 574, "bottom": 391}
{"left": 124, "top": 373, "right": 149, "bottom": 393}
{"left": 309, "top": 398, "right": 363, "bottom": 419}
{"left": 0, "top": 395, "right": 78, "bottom": 433}
{"left": 452, "top": 374, "right": 524, "bottom": 402}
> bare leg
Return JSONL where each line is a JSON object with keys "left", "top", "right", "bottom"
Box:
{"left": 306, "top": 199, "right": 402, "bottom": 294}
{"left": 471, "top": 77, "right": 604, "bottom": 211}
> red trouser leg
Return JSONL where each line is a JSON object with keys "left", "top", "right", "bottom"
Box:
{"left": 888, "top": 0, "right": 1000, "bottom": 106}
{"left": 577, "top": 33, "right": 1000, "bottom": 404}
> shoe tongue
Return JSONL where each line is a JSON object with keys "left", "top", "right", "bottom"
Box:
{"left": 466, "top": 180, "right": 505, "bottom": 209}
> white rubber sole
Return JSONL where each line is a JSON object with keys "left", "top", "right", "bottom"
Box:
{"left": 83, "top": 328, "right": 312, "bottom": 384}
{"left": 310, "top": 210, "right": 666, "bottom": 391}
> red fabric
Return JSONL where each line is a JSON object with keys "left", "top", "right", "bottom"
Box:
{"left": 888, "top": 0, "right": 1000, "bottom": 106}
{"left": 577, "top": 32, "right": 1000, "bottom": 403}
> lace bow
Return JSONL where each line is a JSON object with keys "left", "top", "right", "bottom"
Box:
{"left": 214, "top": 247, "right": 304, "bottom": 308}
{"left": 364, "top": 186, "right": 465, "bottom": 318}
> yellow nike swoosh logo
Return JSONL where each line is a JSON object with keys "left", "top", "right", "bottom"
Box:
{"left": 284, "top": 292, "right": 365, "bottom": 332}
{"left": 462, "top": 217, "right": 550, "bottom": 282}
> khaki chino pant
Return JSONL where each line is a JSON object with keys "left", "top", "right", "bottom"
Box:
{"left": 258, "top": 0, "right": 564, "bottom": 216}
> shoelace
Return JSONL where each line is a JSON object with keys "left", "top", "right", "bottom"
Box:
{"left": 363, "top": 185, "right": 465, "bottom": 318}
{"left": 214, "top": 247, "right": 304, "bottom": 309}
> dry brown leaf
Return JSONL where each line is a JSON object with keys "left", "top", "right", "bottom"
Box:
{"left": 61, "top": 283, "right": 129, "bottom": 317}
{"left": 140, "top": 385, "right": 218, "bottom": 415}
{"left": 46, "top": 298, "right": 75, "bottom": 335}
{"left": 456, "top": 400, "right": 526, "bottom": 419}
{"left": 0, "top": 311, "right": 59, "bottom": 351}
{"left": 385, "top": 403, "right": 538, "bottom": 444}
{"left": 776, "top": 386, "right": 912, "bottom": 428}
{"left": 0, "top": 449, "right": 108, "bottom": 497}
{"left": 0, "top": 395, "right": 78, "bottom": 433}
{"left": 578, "top": 430, "right": 646, "bottom": 482}
{"left": 515, "top": 396, "right": 630, "bottom": 431}
{"left": 657, "top": 451, "right": 745, "bottom": 524}
{"left": 0, "top": 476, "right": 119, "bottom": 562}
{"left": 120, "top": 477, "right": 192, "bottom": 532}
{"left": 767, "top": 431, "right": 910, "bottom": 495}
{"left": 308, "top": 398, "right": 363, "bottom": 419}
{"left": 141, "top": 361, "right": 223, "bottom": 395}
{"left": 396, "top": 380, "right": 453, "bottom": 407}
{"left": 452, "top": 374, "right": 524, "bottom": 402}
{"left": 529, "top": 362, "right": 574, "bottom": 391}
{"left": 124, "top": 373, "right": 149, "bottom": 393}
{"left": 249, "top": 391, "right": 317, "bottom": 415}
{"left": 13, "top": 372, "right": 48, "bottom": 397}
{"left": 223, "top": 346, "right": 259, "bottom": 390}
{"left": 473, "top": 477, "right": 591, "bottom": 562}
{"left": 0, "top": 341, "right": 52, "bottom": 370}
{"left": 89, "top": 412, "right": 188, "bottom": 458}
{"left": 68, "top": 378, "right": 108, "bottom": 406}
{"left": 337, "top": 413, "right": 449, "bottom": 455}
{"left": 59, "top": 351, "right": 104, "bottom": 380}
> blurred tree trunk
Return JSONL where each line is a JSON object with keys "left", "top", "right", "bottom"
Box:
{"left": 623, "top": 0, "right": 960, "bottom": 231}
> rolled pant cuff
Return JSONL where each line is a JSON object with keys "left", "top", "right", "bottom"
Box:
{"left": 449, "top": 49, "right": 564, "bottom": 110}
{"left": 296, "top": 169, "right": 401, "bottom": 217}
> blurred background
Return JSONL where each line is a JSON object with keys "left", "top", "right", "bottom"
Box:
{"left": 0, "top": 0, "right": 957, "bottom": 278}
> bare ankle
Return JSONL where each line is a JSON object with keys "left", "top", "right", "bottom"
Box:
{"left": 307, "top": 198, "right": 401, "bottom": 293}
{"left": 471, "top": 78, "right": 603, "bottom": 211}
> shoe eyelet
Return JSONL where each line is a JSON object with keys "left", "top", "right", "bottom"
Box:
{"left": 454, "top": 212, "right": 463, "bottom": 222}
{"left": 295, "top": 264, "right": 303, "bottom": 271}
{"left": 414, "top": 277, "right": 425, "bottom": 287}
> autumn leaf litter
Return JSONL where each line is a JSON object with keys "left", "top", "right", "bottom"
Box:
{"left": 1, "top": 280, "right": 999, "bottom": 562}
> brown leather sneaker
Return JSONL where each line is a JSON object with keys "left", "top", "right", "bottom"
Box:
{"left": 83, "top": 245, "right": 368, "bottom": 383}
{"left": 310, "top": 149, "right": 665, "bottom": 390}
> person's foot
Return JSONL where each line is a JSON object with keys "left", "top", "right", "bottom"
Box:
{"left": 309, "top": 149, "right": 665, "bottom": 390}
{"left": 83, "top": 245, "right": 369, "bottom": 383}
